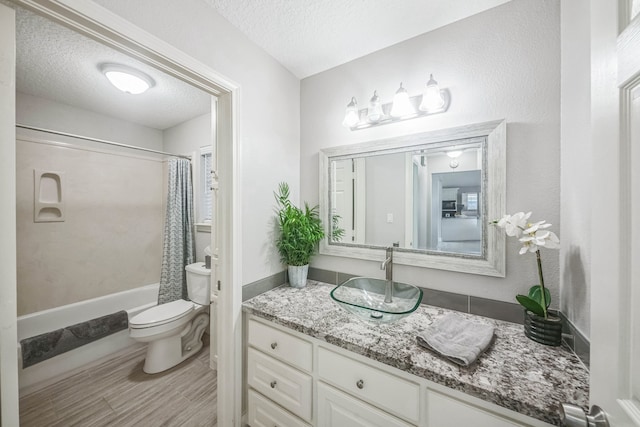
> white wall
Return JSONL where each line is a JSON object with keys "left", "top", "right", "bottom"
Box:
{"left": 163, "top": 112, "right": 212, "bottom": 155}
{"left": 560, "top": 0, "right": 591, "bottom": 338}
{"left": 15, "top": 93, "right": 166, "bottom": 315}
{"left": 16, "top": 137, "right": 164, "bottom": 315}
{"left": 301, "top": 0, "right": 561, "bottom": 305}
{"left": 93, "top": 0, "right": 301, "bottom": 286}
{"left": 17, "top": 92, "right": 163, "bottom": 149}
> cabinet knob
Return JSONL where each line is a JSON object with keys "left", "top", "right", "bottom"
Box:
{"left": 270, "top": 380, "right": 277, "bottom": 389}
{"left": 356, "top": 379, "right": 364, "bottom": 389}
{"left": 271, "top": 342, "right": 278, "bottom": 349}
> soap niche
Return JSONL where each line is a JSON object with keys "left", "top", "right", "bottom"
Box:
{"left": 34, "top": 170, "right": 65, "bottom": 222}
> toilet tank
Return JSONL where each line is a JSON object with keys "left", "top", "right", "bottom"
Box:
{"left": 185, "top": 263, "right": 211, "bottom": 305}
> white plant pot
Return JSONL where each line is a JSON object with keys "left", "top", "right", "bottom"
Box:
{"left": 288, "top": 264, "right": 309, "bottom": 288}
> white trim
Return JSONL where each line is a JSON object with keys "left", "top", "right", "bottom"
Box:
{"left": 619, "top": 399, "right": 640, "bottom": 425}
{"left": 319, "top": 119, "right": 506, "bottom": 277}
{"left": 0, "top": 5, "right": 19, "bottom": 425}
{"left": 403, "top": 153, "right": 414, "bottom": 248}
{"left": 7, "top": 1, "right": 243, "bottom": 425}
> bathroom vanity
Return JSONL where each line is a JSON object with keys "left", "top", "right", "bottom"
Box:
{"left": 242, "top": 281, "right": 589, "bottom": 427}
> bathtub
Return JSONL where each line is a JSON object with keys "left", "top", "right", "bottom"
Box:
{"left": 17, "top": 283, "right": 159, "bottom": 395}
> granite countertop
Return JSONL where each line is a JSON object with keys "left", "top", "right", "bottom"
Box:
{"left": 242, "top": 281, "right": 589, "bottom": 426}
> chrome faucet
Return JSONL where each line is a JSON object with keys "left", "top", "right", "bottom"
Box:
{"left": 381, "top": 246, "right": 394, "bottom": 303}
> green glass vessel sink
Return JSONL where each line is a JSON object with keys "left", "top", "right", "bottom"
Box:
{"left": 330, "top": 277, "right": 423, "bottom": 324}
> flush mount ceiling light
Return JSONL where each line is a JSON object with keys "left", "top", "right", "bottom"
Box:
{"left": 342, "top": 74, "right": 450, "bottom": 131}
{"left": 446, "top": 150, "right": 463, "bottom": 158}
{"left": 101, "top": 63, "right": 155, "bottom": 95}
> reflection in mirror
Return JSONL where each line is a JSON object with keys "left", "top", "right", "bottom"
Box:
{"left": 319, "top": 120, "right": 506, "bottom": 277}
{"left": 329, "top": 139, "right": 484, "bottom": 256}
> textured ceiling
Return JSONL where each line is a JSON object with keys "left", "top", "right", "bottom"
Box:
{"left": 16, "top": 9, "right": 211, "bottom": 131}
{"left": 203, "top": 0, "right": 512, "bottom": 78}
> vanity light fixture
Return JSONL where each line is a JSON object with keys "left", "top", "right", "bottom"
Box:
{"left": 367, "top": 91, "right": 384, "bottom": 123}
{"left": 389, "top": 83, "right": 416, "bottom": 118}
{"left": 419, "top": 74, "right": 446, "bottom": 113}
{"left": 101, "top": 63, "right": 155, "bottom": 95}
{"left": 342, "top": 97, "right": 360, "bottom": 128}
{"left": 342, "top": 74, "right": 450, "bottom": 131}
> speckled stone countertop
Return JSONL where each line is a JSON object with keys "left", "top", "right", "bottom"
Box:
{"left": 242, "top": 281, "right": 589, "bottom": 426}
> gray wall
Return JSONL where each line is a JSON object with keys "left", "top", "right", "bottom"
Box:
{"left": 95, "top": 0, "right": 301, "bottom": 286}
{"left": 560, "top": 0, "right": 591, "bottom": 338}
{"left": 301, "top": 0, "right": 561, "bottom": 306}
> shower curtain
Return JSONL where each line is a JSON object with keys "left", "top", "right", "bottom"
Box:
{"left": 158, "top": 158, "right": 195, "bottom": 304}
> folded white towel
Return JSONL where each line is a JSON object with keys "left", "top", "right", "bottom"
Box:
{"left": 416, "top": 313, "right": 495, "bottom": 367}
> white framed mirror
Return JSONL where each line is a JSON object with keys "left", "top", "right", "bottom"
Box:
{"left": 319, "top": 120, "right": 506, "bottom": 277}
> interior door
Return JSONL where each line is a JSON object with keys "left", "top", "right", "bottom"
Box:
{"left": 332, "top": 159, "right": 355, "bottom": 243}
{"left": 586, "top": 1, "right": 640, "bottom": 425}
{"left": 0, "top": 3, "right": 19, "bottom": 426}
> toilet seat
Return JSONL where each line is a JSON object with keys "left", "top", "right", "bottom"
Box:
{"left": 130, "top": 299, "right": 194, "bottom": 329}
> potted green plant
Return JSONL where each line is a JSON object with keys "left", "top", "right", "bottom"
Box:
{"left": 493, "top": 212, "right": 562, "bottom": 346}
{"left": 274, "top": 182, "right": 325, "bottom": 288}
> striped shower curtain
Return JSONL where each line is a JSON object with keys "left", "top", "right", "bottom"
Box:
{"left": 158, "top": 158, "right": 195, "bottom": 304}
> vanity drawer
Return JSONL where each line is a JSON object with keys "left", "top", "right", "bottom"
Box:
{"left": 427, "top": 390, "right": 524, "bottom": 427}
{"left": 317, "top": 382, "right": 414, "bottom": 427}
{"left": 317, "top": 347, "right": 420, "bottom": 423}
{"left": 247, "top": 347, "right": 313, "bottom": 421}
{"left": 248, "top": 319, "right": 313, "bottom": 372}
{"left": 248, "top": 389, "right": 311, "bottom": 427}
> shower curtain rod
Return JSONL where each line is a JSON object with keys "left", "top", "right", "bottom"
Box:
{"left": 16, "top": 124, "right": 192, "bottom": 160}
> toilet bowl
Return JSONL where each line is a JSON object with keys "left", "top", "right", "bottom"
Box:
{"left": 129, "top": 262, "right": 211, "bottom": 374}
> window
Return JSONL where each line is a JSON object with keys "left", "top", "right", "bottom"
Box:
{"left": 464, "top": 192, "right": 478, "bottom": 211}
{"left": 198, "top": 145, "right": 213, "bottom": 225}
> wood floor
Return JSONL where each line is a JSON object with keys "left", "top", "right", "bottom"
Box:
{"left": 19, "top": 339, "right": 217, "bottom": 426}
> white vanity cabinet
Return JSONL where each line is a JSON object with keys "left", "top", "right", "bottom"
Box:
{"left": 246, "top": 318, "right": 313, "bottom": 426}
{"left": 245, "top": 316, "right": 553, "bottom": 427}
{"left": 317, "top": 347, "right": 420, "bottom": 424}
{"left": 317, "top": 382, "right": 414, "bottom": 427}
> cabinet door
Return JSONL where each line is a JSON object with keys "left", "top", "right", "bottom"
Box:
{"left": 247, "top": 348, "right": 313, "bottom": 421}
{"left": 317, "top": 382, "right": 414, "bottom": 427}
{"left": 427, "top": 390, "right": 524, "bottom": 427}
{"left": 248, "top": 390, "right": 311, "bottom": 427}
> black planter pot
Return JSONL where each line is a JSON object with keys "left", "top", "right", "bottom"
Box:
{"left": 523, "top": 310, "right": 563, "bottom": 346}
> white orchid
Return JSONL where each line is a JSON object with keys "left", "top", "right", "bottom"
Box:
{"left": 496, "top": 211, "right": 531, "bottom": 238}
{"left": 519, "top": 230, "right": 560, "bottom": 254}
{"left": 492, "top": 212, "right": 560, "bottom": 319}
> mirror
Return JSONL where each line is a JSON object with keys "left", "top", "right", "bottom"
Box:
{"left": 319, "top": 120, "right": 506, "bottom": 277}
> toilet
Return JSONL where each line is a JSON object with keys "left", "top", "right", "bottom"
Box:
{"left": 129, "top": 262, "right": 211, "bottom": 374}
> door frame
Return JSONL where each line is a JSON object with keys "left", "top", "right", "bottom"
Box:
{"left": 2, "top": 1, "right": 243, "bottom": 425}
{"left": 590, "top": 0, "right": 640, "bottom": 424}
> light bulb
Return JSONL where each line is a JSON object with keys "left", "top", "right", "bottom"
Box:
{"left": 419, "top": 74, "right": 445, "bottom": 112}
{"left": 390, "top": 83, "right": 415, "bottom": 118}
{"left": 446, "top": 150, "right": 462, "bottom": 158}
{"left": 101, "top": 64, "right": 154, "bottom": 95}
{"left": 342, "top": 97, "right": 360, "bottom": 128}
{"left": 366, "top": 91, "right": 383, "bottom": 123}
